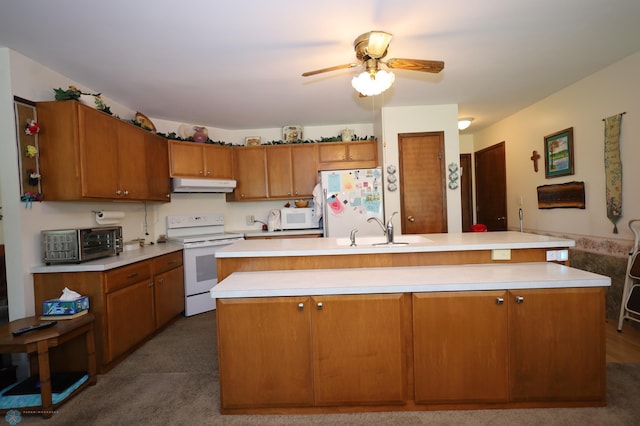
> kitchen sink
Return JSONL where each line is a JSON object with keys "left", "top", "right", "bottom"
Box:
{"left": 336, "top": 235, "right": 432, "bottom": 246}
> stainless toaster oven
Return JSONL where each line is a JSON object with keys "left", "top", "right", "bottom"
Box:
{"left": 41, "top": 226, "right": 123, "bottom": 264}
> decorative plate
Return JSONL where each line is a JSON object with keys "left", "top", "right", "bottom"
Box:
{"left": 283, "top": 125, "right": 303, "bottom": 143}
{"left": 135, "top": 112, "right": 156, "bottom": 132}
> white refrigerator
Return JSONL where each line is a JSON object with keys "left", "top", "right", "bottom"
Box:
{"left": 318, "top": 168, "right": 384, "bottom": 237}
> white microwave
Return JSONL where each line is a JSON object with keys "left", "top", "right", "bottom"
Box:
{"left": 280, "top": 208, "right": 320, "bottom": 230}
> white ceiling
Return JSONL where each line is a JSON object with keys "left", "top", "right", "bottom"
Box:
{"left": 2, "top": 0, "right": 640, "bottom": 132}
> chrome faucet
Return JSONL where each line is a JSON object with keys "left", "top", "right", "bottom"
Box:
{"left": 349, "top": 229, "right": 358, "bottom": 247}
{"left": 367, "top": 211, "right": 398, "bottom": 244}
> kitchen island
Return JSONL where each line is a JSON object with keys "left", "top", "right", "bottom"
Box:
{"left": 215, "top": 231, "right": 575, "bottom": 280}
{"left": 212, "top": 232, "right": 609, "bottom": 414}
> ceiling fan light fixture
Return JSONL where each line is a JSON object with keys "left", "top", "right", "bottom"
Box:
{"left": 351, "top": 70, "right": 395, "bottom": 96}
{"left": 458, "top": 117, "right": 474, "bottom": 130}
{"left": 366, "top": 31, "right": 393, "bottom": 58}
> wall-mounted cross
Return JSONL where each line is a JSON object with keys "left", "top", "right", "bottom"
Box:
{"left": 531, "top": 150, "right": 541, "bottom": 172}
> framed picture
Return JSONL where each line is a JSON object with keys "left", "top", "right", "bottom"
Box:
{"left": 544, "top": 127, "right": 574, "bottom": 178}
{"left": 244, "top": 136, "right": 261, "bottom": 146}
{"left": 283, "top": 125, "right": 303, "bottom": 143}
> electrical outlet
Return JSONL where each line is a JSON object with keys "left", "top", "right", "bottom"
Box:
{"left": 491, "top": 249, "right": 511, "bottom": 260}
{"left": 246, "top": 215, "right": 254, "bottom": 225}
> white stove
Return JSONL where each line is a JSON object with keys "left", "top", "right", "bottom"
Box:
{"left": 167, "top": 214, "right": 244, "bottom": 316}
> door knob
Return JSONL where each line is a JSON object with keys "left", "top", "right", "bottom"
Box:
{"left": 407, "top": 216, "right": 415, "bottom": 222}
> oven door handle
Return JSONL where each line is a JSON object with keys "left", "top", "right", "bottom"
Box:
{"left": 182, "top": 238, "right": 244, "bottom": 249}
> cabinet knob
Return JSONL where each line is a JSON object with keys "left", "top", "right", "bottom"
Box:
{"left": 123, "top": 190, "right": 129, "bottom": 196}
{"left": 407, "top": 215, "right": 415, "bottom": 222}
{"left": 316, "top": 302, "right": 323, "bottom": 310}
{"left": 206, "top": 170, "right": 212, "bottom": 176}
{"left": 496, "top": 297, "right": 504, "bottom": 305}
{"left": 515, "top": 296, "right": 525, "bottom": 304}
{"left": 158, "top": 278, "right": 164, "bottom": 284}
{"left": 199, "top": 170, "right": 204, "bottom": 175}
{"left": 166, "top": 194, "right": 171, "bottom": 198}
{"left": 148, "top": 282, "right": 154, "bottom": 288}
{"left": 298, "top": 302, "right": 304, "bottom": 311}
{"left": 115, "top": 189, "right": 122, "bottom": 195}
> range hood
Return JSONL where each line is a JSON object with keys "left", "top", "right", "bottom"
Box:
{"left": 171, "top": 177, "right": 237, "bottom": 193}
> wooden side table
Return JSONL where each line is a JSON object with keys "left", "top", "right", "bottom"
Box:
{"left": 0, "top": 313, "right": 96, "bottom": 418}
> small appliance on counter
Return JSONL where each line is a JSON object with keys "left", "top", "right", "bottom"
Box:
{"left": 280, "top": 207, "right": 320, "bottom": 230}
{"left": 41, "top": 226, "right": 123, "bottom": 265}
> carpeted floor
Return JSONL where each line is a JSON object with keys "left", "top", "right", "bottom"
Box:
{"left": 21, "top": 311, "right": 640, "bottom": 425}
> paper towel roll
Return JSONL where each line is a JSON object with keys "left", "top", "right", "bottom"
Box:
{"left": 96, "top": 210, "right": 125, "bottom": 225}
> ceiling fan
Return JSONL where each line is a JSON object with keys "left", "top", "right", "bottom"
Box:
{"left": 302, "top": 31, "right": 444, "bottom": 96}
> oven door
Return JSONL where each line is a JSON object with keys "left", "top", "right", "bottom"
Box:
{"left": 182, "top": 238, "right": 242, "bottom": 315}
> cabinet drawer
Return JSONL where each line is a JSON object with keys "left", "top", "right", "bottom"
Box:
{"left": 152, "top": 251, "right": 183, "bottom": 274}
{"left": 105, "top": 261, "right": 151, "bottom": 293}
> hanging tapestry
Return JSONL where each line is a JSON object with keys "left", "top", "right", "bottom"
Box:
{"left": 604, "top": 114, "right": 623, "bottom": 233}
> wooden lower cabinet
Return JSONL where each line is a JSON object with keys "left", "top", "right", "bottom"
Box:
{"left": 216, "top": 287, "right": 605, "bottom": 413}
{"left": 216, "top": 293, "right": 406, "bottom": 410}
{"left": 33, "top": 251, "right": 184, "bottom": 373}
{"left": 106, "top": 279, "right": 155, "bottom": 363}
{"left": 413, "top": 291, "right": 509, "bottom": 403}
{"left": 413, "top": 287, "right": 605, "bottom": 406}
{"left": 508, "top": 287, "right": 606, "bottom": 402}
{"left": 154, "top": 265, "right": 185, "bottom": 329}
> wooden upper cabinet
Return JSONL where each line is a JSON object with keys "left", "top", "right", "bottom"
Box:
{"left": 231, "top": 143, "right": 318, "bottom": 201}
{"left": 146, "top": 133, "right": 171, "bottom": 201}
{"left": 169, "top": 140, "right": 233, "bottom": 179}
{"left": 317, "top": 140, "right": 378, "bottom": 170}
{"left": 231, "top": 146, "right": 267, "bottom": 200}
{"left": 36, "top": 100, "right": 169, "bottom": 202}
{"left": 266, "top": 145, "right": 294, "bottom": 198}
{"left": 291, "top": 144, "right": 318, "bottom": 197}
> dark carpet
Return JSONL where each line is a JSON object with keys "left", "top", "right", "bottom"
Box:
{"left": 21, "top": 311, "right": 640, "bottom": 425}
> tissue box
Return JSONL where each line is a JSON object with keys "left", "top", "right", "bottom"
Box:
{"left": 42, "top": 296, "right": 89, "bottom": 316}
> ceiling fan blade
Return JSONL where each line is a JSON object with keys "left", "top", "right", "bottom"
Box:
{"left": 385, "top": 58, "right": 444, "bottom": 73}
{"left": 302, "top": 63, "right": 359, "bottom": 77}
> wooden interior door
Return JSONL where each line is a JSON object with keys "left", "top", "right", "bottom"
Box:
{"left": 475, "top": 142, "right": 507, "bottom": 231}
{"left": 460, "top": 153, "right": 473, "bottom": 232}
{"left": 398, "top": 132, "right": 447, "bottom": 233}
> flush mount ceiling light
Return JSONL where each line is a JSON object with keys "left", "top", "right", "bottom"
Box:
{"left": 458, "top": 118, "right": 474, "bottom": 130}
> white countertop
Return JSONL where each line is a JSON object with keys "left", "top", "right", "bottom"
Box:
{"left": 215, "top": 231, "right": 575, "bottom": 258}
{"left": 31, "top": 243, "right": 183, "bottom": 273}
{"left": 211, "top": 262, "right": 610, "bottom": 298}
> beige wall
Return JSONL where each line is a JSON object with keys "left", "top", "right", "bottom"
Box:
{"left": 380, "top": 104, "right": 462, "bottom": 232}
{"left": 473, "top": 50, "right": 640, "bottom": 245}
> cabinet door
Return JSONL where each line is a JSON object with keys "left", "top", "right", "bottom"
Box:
{"left": 105, "top": 279, "right": 155, "bottom": 363}
{"left": 203, "top": 145, "right": 233, "bottom": 179}
{"left": 233, "top": 147, "right": 267, "bottom": 200}
{"left": 311, "top": 293, "right": 406, "bottom": 405}
{"left": 413, "top": 291, "right": 508, "bottom": 403}
{"left": 116, "top": 122, "right": 149, "bottom": 199}
{"left": 508, "top": 287, "right": 606, "bottom": 402}
{"left": 291, "top": 144, "right": 318, "bottom": 197}
{"left": 78, "top": 105, "right": 119, "bottom": 198}
{"left": 169, "top": 141, "right": 205, "bottom": 177}
{"left": 266, "top": 146, "right": 293, "bottom": 198}
{"left": 154, "top": 266, "right": 185, "bottom": 328}
{"left": 146, "top": 133, "right": 171, "bottom": 201}
{"left": 347, "top": 141, "right": 377, "bottom": 161}
{"left": 318, "top": 143, "right": 346, "bottom": 162}
{"left": 216, "top": 297, "right": 313, "bottom": 408}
